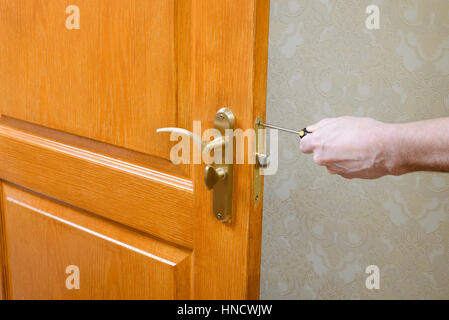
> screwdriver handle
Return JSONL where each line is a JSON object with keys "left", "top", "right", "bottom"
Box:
{"left": 299, "top": 128, "right": 311, "bottom": 139}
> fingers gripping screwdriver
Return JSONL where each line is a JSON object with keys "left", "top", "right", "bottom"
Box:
{"left": 257, "top": 120, "right": 311, "bottom": 139}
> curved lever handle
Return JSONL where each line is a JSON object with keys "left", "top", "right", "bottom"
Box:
{"left": 156, "top": 127, "right": 227, "bottom": 155}
{"left": 204, "top": 166, "right": 226, "bottom": 190}
{"left": 156, "top": 127, "right": 203, "bottom": 151}
{"left": 202, "top": 136, "right": 227, "bottom": 155}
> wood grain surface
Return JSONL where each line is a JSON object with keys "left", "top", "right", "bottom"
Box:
{"left": 0, "top": 0, "right": 270, "bottom": 299}
{"left": 3, "top": 183, "right": 191, "bottom": 299}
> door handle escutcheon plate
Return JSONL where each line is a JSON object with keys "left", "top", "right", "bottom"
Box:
{"left": 207, "top": 107, "right": 235, "bottom": 222}
{"left": 157, "top": 107, "right": 235, "bottom": 222}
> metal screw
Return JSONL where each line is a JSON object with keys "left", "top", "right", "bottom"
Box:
{"left": 255, "top": 195, "right": 259, "bottom": 201}
{"left": 217, "top": 213, "right": 222, "bottom": 219}
{"left": 218, "top": 114, "right": 224, "bottom": 120}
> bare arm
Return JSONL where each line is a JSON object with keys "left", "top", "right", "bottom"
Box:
{"left": 300, "top": 116, "right": 449, "bottom": 179}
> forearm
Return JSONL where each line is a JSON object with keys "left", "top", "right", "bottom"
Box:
{"left": 387, "top": 118, "right": 449, "bottom": 175}
{"left": 301, "top": 116, "right": 449, "bottom": 179}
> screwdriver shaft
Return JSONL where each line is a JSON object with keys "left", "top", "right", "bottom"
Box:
{"left": 258, "top": 122, "right": 301, "bottom": 135}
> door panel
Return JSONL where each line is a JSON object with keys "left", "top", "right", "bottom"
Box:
{"left": 0, "top": 0, "right": 270, "bottom": 300}
{"left": 0, "top": 120, "right": 194, "bottom": 247}
{"left": 2, "top": 184, "right": 191, "bottom": 300}
{"left": 0, "top": 0, "right": 185, "bottom": 161}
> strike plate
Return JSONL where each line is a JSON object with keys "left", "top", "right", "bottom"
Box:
{"left": 254, "top": 116, "right": 264, "bottom": 204}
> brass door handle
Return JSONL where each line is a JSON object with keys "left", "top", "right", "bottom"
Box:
{"left": 156, "top": 127, "right": 203, "bottom": 151}
{"left": 204, "top": 166, "right": 226, "bottom": 190}
{"left": 155, "top": 128, "right": 228, "bottom": 155}
{"left": 157, "top": 107, "right": 235, "bottom": 222}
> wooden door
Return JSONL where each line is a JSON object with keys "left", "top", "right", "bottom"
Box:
{"left": 0, "top": 0, "right": 269, "bottom": 299}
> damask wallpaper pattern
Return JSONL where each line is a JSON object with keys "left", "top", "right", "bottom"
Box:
{"left": 261, "top": 0, "right": 449, "bottom": 299}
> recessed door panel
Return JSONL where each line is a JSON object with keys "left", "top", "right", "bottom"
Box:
{"left": 2, "top": 184, "right": 191, "bottom": 300}
{"left": 0, "top": 0, "right": 181, "bottom": 160}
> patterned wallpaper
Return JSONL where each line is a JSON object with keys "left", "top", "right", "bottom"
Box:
{"left": 260, "top": 0, "right": 449, "bottom": 299}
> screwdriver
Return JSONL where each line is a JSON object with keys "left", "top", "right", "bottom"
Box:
{"left": 257, "top": 120, "right": 311, "bottom": 139}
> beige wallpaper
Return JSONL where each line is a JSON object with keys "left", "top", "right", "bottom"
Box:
{"left": 261, "top": 0, "right": 449, "bottom": 299}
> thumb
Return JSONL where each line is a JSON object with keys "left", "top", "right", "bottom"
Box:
{"left": 299, "top": 135, "right": 314, "bottom": 154}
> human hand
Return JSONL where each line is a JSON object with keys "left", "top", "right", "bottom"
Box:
{"left": 300, "top": 116, "right": 397, "bottom": 179}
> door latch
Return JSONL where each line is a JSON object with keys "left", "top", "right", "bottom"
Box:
{"left": 254, "top": 116, "right": 266, "bottom": 204}
{"left": 253, "top": 117, "right": 310, "bottom": 204}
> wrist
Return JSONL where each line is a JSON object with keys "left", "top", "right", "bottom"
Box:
{"left": 381, "top": 123, "right": 408, "bottom": 176}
